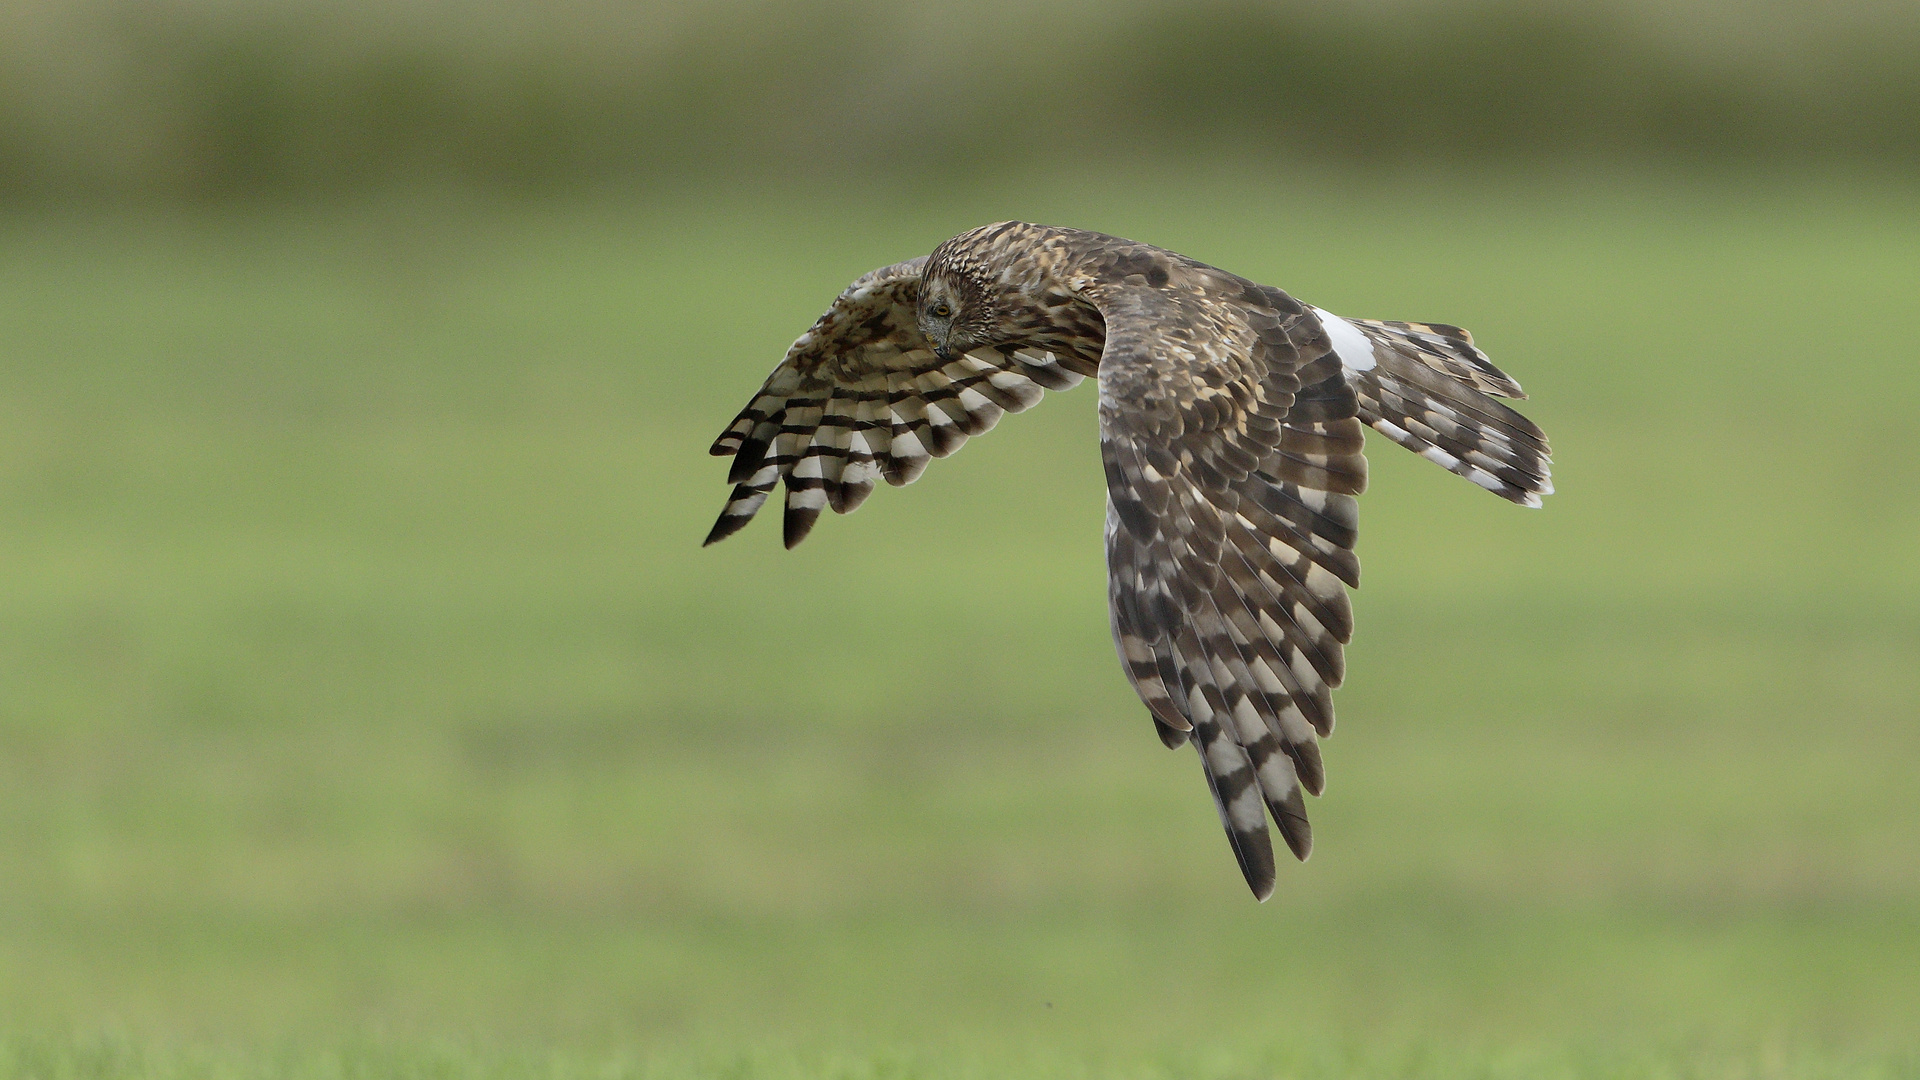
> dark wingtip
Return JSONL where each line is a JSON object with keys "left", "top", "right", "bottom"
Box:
{"left": 703, "top": 509, "right": 750, "bottom": 547}
{"left": 1273, "top": 787, "right": 1314, "bottom": 863}
{"left": 726, "top": 439, "right": 771, "bottom": 485}
{"left": 1226, "top": 827, "right": 1278, "bottom": 903}
{"left": 1246, "top": 863, "right": 1277, "bottom": 903}
{"left": 1290, "top": 741, "right": 1326, "bottom": 797}
{"left": 782, "top": 503, "right": 820, "bottom": 549}
{"left": 1152, "top": 714, "right": 1191, "bottom": 749}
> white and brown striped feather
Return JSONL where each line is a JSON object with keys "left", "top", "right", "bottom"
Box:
{"left": 1339, "top": 317, "right": 1554, "bottom": 507}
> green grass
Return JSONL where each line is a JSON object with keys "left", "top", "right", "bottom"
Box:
{"left": 1, "top": 173, "right": 1918, "bottom": 1077}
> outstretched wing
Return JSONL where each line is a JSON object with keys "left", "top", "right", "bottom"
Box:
{"left": 706, "top": 257, "right": 1085, "bottom": 548}
{"left": 1088, "top": 256, "right": 1366, "bottom": 902}
{"left": 1311, "top": 308, "right": 1554, "bottom": 506}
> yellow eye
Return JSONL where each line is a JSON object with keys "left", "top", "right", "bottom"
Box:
{"left": 931, "top": 303, "right": 952, "bottom": 319}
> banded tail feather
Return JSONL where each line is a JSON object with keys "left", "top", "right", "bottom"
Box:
{"left": 1311, "top": 307, "right": 1554, "bottom": 506}
{"left": 1352, "top": 317, "right": 1527, "bottom": 399}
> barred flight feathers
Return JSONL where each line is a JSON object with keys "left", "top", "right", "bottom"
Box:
{"left": 705, "top": 256, "right": 1085, "bottom": 548}
{"left": 705, "top": 222, "right": 1552, "bottom": 900}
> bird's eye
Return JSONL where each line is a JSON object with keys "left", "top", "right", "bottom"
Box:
{"left": 931, "top": 303, "right": 952, "bottom": 319}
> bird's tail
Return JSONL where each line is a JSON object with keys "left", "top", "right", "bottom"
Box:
{"left": 1345, "top": 319, "right": 1553, "bottom": 507}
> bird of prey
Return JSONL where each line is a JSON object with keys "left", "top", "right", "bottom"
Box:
{"left": 704, "top": 222, "right": 1551, "bottom": 900}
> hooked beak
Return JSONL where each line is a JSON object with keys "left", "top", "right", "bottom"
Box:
{"left": 932, "top": 343, "right": 953, "bottom": 363}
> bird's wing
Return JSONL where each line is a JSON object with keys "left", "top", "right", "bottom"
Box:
{"left": 1313, "top": 310, "right": 1554, "bottom": 506}
{"left": 1086, "top": 258, "right": 1366, "bottom": 902}
{"left": 705, "top": 257, "right": 1085, "bottom": 548}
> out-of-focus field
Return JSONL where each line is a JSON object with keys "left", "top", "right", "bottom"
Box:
{"left": 1, "top": 174, "right": 1917, "bottom": 1078}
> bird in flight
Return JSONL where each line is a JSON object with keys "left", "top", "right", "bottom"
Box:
{"left": 704, "top": 222, "right": 1551, "bottom": 900}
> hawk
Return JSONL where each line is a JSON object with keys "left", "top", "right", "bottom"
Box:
{"left": 704, "top": 222, "right": 1551, "bottom": 900}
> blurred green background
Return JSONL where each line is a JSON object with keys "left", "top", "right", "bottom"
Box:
{"left": 2, "top": 2, "right": 1918, "bottom": 1078}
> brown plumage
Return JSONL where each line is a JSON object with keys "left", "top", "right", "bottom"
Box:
{"left": 705, "top": 222, "right": 1552, "bottom": 901}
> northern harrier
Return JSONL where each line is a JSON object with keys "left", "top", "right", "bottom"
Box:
{"left": 705, "top": 222, "right": 1552, "bottom": 900}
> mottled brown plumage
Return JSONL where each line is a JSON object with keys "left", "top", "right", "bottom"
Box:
{"left": 705, "top": 222, "right": 1552, "bottom": 900}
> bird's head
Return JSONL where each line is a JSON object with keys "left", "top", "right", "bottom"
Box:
{"left": 917, "top": 255, "right": 996, "bottom": 363}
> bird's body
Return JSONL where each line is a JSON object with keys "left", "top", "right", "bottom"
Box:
{"left": 706, "top": 222, "right": 1551, "bottom": 900}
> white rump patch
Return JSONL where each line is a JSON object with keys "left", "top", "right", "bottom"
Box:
{"left": 1310, "top": 306, "right": 1377, "bottom": 374}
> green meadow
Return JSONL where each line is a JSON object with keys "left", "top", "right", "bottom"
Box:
{"left": 2, "top": 173, "right": 1917, "bottom": 1078}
